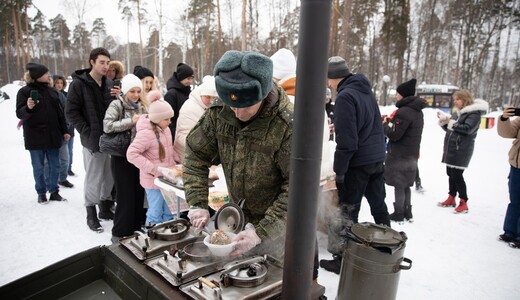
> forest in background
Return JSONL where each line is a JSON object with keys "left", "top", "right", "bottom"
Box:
{"left": 1, "top": 0, "right": 519, "bottom": 109}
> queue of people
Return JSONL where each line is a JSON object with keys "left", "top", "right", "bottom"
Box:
{"left": 16, "top": 46, "right": 516, "bottom": 289}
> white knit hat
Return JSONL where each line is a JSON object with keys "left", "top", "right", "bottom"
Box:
{"left": 270, "top": 48, "right": 296, "bottom": 80}
{"left": 197, "top": 75, "right": 218, "bottom": 97}
{"left": 121, "top": 74, "right": 143, "bottom": 95}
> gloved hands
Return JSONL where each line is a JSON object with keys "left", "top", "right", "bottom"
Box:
{"left": 437, "top": 111, "right": 450, "bottom": 126}
{"left": 230, "top": 223, "right": 261, "bottom": 257}
{"left": 188, "top": 208, "right": 210, "bottom": 228}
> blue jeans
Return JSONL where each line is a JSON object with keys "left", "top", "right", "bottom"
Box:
{"left": 30, "top": 149, "right": 60, "bottom": 195}
{"left": 44, "top": 141, "right": 69, "bottom": 182}
{"left": 504, "top": 166, "right": 520, "bottom": 239}
{"left": 145, "top": 189, "right": 173, "bottom": 225}
{"left": 68, "top": 136, "right": 74, "bottom": 172}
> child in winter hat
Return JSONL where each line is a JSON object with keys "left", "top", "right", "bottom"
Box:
{"left": 126, "top": 89, "right": 178, "bottom": 225}
{"left": 147, "top": 90, "right": 174, "bottom": 123}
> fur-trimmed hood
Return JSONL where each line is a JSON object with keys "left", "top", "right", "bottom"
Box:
{"left": 453, "top": 99, "right": 488, "bottom": 117}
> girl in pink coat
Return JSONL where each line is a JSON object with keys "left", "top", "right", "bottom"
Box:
{"left": 127, "top": 90, "right": 180, "bottom": 225}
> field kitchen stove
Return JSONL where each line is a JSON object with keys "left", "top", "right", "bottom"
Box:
{"left": 119, "top": 218, "right": 204, "bottom": 260}
{"left": 117, "top": 202, "right": 324, "bottom": 299}
{"left": 146, "top": 251, "right": 283, "bottom": 300}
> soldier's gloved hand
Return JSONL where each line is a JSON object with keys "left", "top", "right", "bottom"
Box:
{"left": 230, "top": 223, "right": 261, "bottom": 257}
{"left": 188, "top": 208, "right": 210, "bottom": 228}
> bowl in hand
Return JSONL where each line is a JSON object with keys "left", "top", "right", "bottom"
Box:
{"left": 203, "top": 232, "right": 237, "bottom": 256}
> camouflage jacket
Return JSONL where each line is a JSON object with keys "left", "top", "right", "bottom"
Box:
{"left": 183, "top": 85, "right": 293, "bottom": 258}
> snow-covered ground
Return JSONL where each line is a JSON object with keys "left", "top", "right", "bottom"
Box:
{"left": 0, "top": 87, "right": 518, "bottom": 299}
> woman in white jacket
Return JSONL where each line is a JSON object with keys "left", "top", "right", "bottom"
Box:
{"left": 173, "top": 76, "right": 218, "bottom": 162}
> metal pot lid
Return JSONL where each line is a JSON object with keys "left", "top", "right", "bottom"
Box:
{"left": 350, "top": 222, "right": 405, "bottom": 246}
{"left": 214, "top": 202, "right": 245, "bottom": 234}
{"left": 148, "top": 219, "right": 190, "bottom": 241}
{"left": 220, "top": 256, "right": 268, "bottom": 288}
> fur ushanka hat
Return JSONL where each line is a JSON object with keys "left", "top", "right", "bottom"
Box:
{"left": 214, "top": 51, "right": 273, "bottom": 108}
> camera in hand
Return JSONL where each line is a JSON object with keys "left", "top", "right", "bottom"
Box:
{"left": 30, "top": 90, "right": 39, "bottom": 104}
{"left": 514, "top": 108, "right": 520, "bottom": 116}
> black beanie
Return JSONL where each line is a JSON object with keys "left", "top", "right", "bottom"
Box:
{"left": 133, "top": 65, "right": 154, "bottom": 79}
{"left": 176, "top": 63, "right": 194, "bottom": 81}
{"left": 26, "top": 63, "right": 49, "bottom": 80}
{"left": 327, "top": 56, "right": 351, "bottom": 79}
{"left": 396, "top": 78, "right": 417, "bottom": 98}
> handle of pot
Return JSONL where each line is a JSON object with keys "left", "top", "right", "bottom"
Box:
{"left": 399, "top": 257, "right": 412, "bottom": 270}
{"left": 199, "top": 277, "right": 217, "bottom": 289}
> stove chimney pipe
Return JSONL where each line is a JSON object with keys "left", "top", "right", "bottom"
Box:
{"left": 282, "top": 0, "right": 331, "bottom": 299}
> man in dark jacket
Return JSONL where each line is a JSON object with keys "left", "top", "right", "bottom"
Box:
{"left": 320, "top": 56, "right": 390, "bottom": 274}
{"left": 66, "top": 47, "right": 115, "bottom": 233}
{"left": 16, "top": 63, "right": 70, "bottom": 204}
{"left": 164, "top": 63, "right": 194, "bottom": 143}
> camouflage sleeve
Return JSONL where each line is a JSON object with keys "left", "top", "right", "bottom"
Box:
{"left": 255, "top": 125, "right": 291, "bottom": 242}
{"left": 183, "top": 109, "right": 219, "bottom": 209}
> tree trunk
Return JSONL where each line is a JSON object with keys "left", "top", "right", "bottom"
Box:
{"left": 499, "top": 7, "right": 514, "bottom": 104}
{"left": 158, "top": 0, "right": 164, "bottom": 82}
{"left": 16, "top": 2, "right": 27, "bottom": 68}
{"left": 12, "top": 8, "right": 21, "bottom": 75}
{"left": 454, "top": 23, "right": 463, "bottom": 86}
{"left": 329, "top": 0, "right": 339, "bottom": 56}
{"left": 421, "top": 0, "right": 437, "bottom": 83}
{"left": 339, "top": 0, "right": 352, "bottom": 59}
{"left": 5, "top": 23, "right": 11, "bottom": 83}
{"left": 241, "top": 0, "right": 247, "bottom": 51}
{"left": 216, "top": 0, "right": 222, "bottom": 58}
{"left": 24, "top": 3, "right": 31, "bottom": 63}
{"left": 204, "top": 4, "right": 212, "bottom": 76}
{"left": 137, "top": 0, "right": 144, "bottom": 65}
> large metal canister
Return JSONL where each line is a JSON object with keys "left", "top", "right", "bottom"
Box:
{"left": 336, "top": 222, "right": 412, "bottom": 300}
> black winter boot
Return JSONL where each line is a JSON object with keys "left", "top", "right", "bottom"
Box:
{"left": 319, "top": 255, "right": 342, "bottom": 274}
{"left": 98, "top": 200, "right": 115, "bottom": 220}
{"left": 404, "top": 205, "right": 414, "bottom": 223}
{"left": 87, "top": 206, "right": 103, "bottom": 233}
{"left": 389, "top": 203, "right": 405, "bottom": 224}
{"left": 37, "top": 194, "right": 48, "bottom": 204}
{"left": 50, "top": 191, "right": 67, "bottom": 201}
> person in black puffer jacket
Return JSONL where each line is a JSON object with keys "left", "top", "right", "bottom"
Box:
{"left": 164, "top": 63, "right": 194, "bottom": 143}
{"left": 16, "top": 63, "right": 70, "bottom": 204}
{"left": 383, "top": 78, "right": 426, "bottom": 223}
{"left": 437, "top": 90, "right": 488, "bottom": 213}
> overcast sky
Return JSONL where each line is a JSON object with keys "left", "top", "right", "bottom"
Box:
{"left": 30, "top": 0, "right": 188, "bottom": 45}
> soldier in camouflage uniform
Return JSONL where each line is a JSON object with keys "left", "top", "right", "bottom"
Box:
{"left": 183, "top": 51, "right": 293, "bottom": 262}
